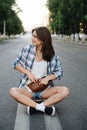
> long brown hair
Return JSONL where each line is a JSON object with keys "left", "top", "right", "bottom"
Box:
{"left": 32, "top": 27, "right": 55, "bottom": 61}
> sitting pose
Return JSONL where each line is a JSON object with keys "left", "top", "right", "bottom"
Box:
{"left": 9, "top": 26, "right": 69, "bottom": 116}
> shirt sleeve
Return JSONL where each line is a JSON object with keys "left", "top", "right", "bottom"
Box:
{"left": 51, "top": 54, "right": 63, "bottom": 80}
{"left": 13, "top": 45, "right": 30, "bottom": 69}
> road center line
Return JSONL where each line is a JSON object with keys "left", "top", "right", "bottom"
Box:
{"left": 14, "top": 103, "right": 30, "bottom": 130}
{"left": 44, "top": 111, "right": 63, "bottom": 130}
{"left": 14, "top": 103, "right": 63, "bottom": 130}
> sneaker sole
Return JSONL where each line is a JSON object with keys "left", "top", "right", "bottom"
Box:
{"left": 51, "top": 106, "right": 55, "bottom": 116}
{"left": 27, "top": 106, "right": 30, "bottom": 114}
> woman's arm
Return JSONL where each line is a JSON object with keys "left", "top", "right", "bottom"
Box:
{"left": 15, "top": 64, "right": 30, "bottom": 75}
{"left": 46, "top": 74, "right": 56, "bottom": 81}
{"left": 15, "top": 64, "right": 37, "bottom": 82}
{"left": 39, "top": 74, "right": 56, "bottom": 85}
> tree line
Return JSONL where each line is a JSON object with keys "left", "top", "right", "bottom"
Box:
{"left": 47, "top": 0, "right": 87, "bottom": 35}
{"left": 0, "top": 0, "right": 24, "bottom": 35}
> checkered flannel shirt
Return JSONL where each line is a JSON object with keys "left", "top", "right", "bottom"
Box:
{"left": 13, "top": 44, "right": 63, "bottom": 87}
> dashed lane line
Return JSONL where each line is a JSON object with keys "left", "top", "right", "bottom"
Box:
{"left": 44, "top": 111, "right": 63, "bottom": 130}
{"left": 14, "top": 103, "right": 63, "bottom": 130}
{"left": 14, "top": 103, "right": 30, "bottom": 130}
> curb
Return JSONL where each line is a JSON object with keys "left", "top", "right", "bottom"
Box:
{"left": 52, "top": 38, "right": 87, "bottom": 46}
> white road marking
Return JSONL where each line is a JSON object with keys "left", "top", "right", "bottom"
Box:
{"left": 14, "top": 103, "right": 30, "bottom": 130}
{"left": 14, "top": 104, "right": 63, "bottom": 130}
{"left": 44, "top": 111, "right": 63, "bottom": 130}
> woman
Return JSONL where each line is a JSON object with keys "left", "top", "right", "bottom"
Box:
{"left": 9, "top": 26, "right": 69, "bottom": 116}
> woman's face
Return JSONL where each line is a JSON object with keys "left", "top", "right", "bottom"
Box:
{"left": 32, "top": 30, "right": 43, "bottom": 46}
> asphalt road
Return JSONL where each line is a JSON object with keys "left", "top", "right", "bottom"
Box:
{"left": 0, "top": 37, "right": 87, "bottom": 130}
{"left": 53, "top": 39, "right": 87, "bottom": 130}
{"left": 0, "top": 38, "right": 28, "bottom": 130}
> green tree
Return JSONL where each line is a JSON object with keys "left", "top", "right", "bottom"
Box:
{"left": 0, "top": 0, "right": 24, "bottom": 35}
{"left": 47, "top": 0, "right": 87, "bottom": 34}
{"left": 0, "top": 0, "right": 15, "bottom": 6}
{"left": 47, "top": 0, "right": 61, "bottom": 33}
{"left": 6, "top": 10, "right": 24, "bottom": 35}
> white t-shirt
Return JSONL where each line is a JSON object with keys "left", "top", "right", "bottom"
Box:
{"left": 31, "top": 60, "right": 47, "bottom": 79}
{"left": 26, "top": 60, "right": 47, "bottom": 84}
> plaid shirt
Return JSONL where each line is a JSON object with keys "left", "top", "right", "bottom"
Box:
{"left": 13, "top": 44, "right": 63, "bottom": 87}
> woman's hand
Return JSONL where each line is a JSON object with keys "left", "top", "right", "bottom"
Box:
{"left": 27, "top": 71, "right": 37, "bottom": 82}
{"left": 39, "top": 77, "right": 49, "bottom": 85}
{"left": 39, "top": 74, "right": 56, "bottom": 85}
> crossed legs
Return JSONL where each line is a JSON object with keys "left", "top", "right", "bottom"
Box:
{"left": 9, "top": 86, "right": 69, "bottom": 108}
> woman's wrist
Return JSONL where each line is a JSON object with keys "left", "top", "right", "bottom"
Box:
{"left": 26, "top": 70, "right": 31, "bottom": 76}
{"left": 46, "top": 76, "right": 50, "bottom": 82}
{"left": 46, "top": 74, "right": 56, "bottom": 81}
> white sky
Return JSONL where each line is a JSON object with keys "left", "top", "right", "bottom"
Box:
{"left": 15, "top": 0, "right": 49, "bottom": 31}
